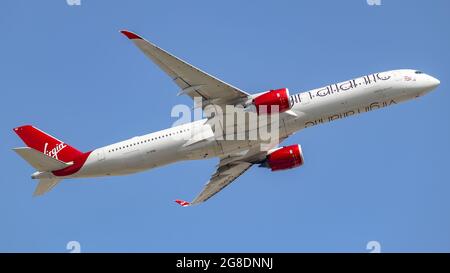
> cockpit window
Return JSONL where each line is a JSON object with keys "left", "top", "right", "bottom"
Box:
{"left": 415, "top": 71, "right": 424, "bottom": 74}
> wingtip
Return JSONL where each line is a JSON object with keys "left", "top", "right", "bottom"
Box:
{"left": 175, "top": 199, "right": 190, "bottom": 207}
{"left": 120, "top": 30, "right": 143, "bottom": 40}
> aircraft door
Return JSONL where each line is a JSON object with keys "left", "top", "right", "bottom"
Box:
{"left": 96, "top": 149, "right": 105, "bottom": 162}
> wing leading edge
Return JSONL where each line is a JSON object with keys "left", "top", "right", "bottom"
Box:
{"left": 120, "top": 30, "right": 250, "bottom": 106}
{"left": 175, "top": 161, "right": 253, "bottom": 207}
{"left": 174, "top": 141, "right": 287, "bottom": 207}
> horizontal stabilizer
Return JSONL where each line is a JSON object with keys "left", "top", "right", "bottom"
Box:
{"left": 13, "top": 147, "right": 71, "bottom": 171}
{"left": 34, "top": 178, "right": 61, "bottom": 196}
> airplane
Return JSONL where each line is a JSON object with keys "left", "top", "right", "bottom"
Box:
{"left": 12, "top": 30, "right": 440, "bottom": 206}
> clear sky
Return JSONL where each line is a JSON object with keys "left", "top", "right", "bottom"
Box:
{"left": 1, "top": 0, "right": 449, "bottom": 252}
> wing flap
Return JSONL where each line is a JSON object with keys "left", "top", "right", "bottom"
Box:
{"left": 192, "top": 162, "right": 253, "bottom": 205}
{"left": 188, "top": 161, "right": 253, "bottom": 206}
{"left": 175, "top": 139, "right": 291, "bottom": 206}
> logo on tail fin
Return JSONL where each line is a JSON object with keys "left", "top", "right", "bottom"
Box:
{"left": 44, "top": 142, "right": 67, "bottom": 160}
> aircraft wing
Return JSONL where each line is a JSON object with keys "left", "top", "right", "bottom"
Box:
{"left": 121, "top": 30, "right": 250, "bottom": 106}
{"left": 175, "top": 139, "right": 287, "bottom": 206}
{"left": 176, "top": 160, "right": 253, "bottom": 207}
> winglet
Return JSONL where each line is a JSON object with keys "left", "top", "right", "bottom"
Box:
{"left": 120, "top": 30, "right": 143, "bottom": 40}
{"left": 175, "top": 199, "right": 190, "bottom": 207}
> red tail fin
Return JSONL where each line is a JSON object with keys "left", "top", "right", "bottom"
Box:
{"left": 13, "top": 125, "right": 83, "bottom": 163}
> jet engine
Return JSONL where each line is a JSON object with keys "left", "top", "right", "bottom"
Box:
{"left": 252, "top": 88, "right": 291, "bottom": 114}
{"left": 260, "top": 144, "right": 304, "bottom": 171}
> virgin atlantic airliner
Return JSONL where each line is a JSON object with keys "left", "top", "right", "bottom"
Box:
{"left": 13, "top": 30, "right": 440, "bottom": 206}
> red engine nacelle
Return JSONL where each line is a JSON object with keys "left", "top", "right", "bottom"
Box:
{"left": 264, "top": 144, "right": 304, "bottom": 171}
{"left": 253, "top": 88, "right": 291, "bottom": 114}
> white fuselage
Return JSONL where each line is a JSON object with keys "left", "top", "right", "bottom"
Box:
{"left": 66, "top": 69, "right": 439, "bottom": 179}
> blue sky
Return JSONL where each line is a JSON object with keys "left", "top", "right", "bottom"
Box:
{"left": 1, "top": 0, "right": 449, "bottom": 252}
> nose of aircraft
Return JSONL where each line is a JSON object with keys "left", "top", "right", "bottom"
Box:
{"left": 411, "top": 72, "right": 440, "bottom": 96}
{"left": 428, "top": 75, "right": 440, "bottom": 88}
